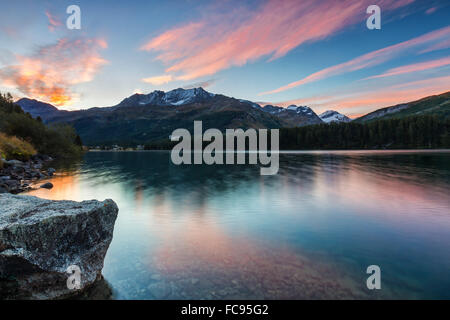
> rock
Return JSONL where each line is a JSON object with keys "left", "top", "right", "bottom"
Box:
{"left": 33, "top": 163, "right": 42, "bottom": 169}
{"left": 74, "top": 276, "right": 114, "bottom": 300}
{"left": 3, "top": 180, "right": 22, "bottom": 194}
{"left": 3, "top": 160, "right": 24, "bottom": 167}
{"left": 32, "top": 154, "right": 52, "bottom": 162}
{"left": 47, "top": 168, "right": 56, "bottom": 176}
{"left": 40, "top": 182, "right": 53, "bottom": 189}
{"left": 0, "top": 194, "right": 119, "bottom": 299}
{"left": 2, "top": 180, "right": 17, "bottom": 187}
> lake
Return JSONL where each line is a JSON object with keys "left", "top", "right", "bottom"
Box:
{"left": 26, "top": 150, "right": 450, "bottom": 299}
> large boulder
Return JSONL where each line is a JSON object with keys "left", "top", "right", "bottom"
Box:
{"left": 0, "top": 194, "right": 118, "bottom": 299}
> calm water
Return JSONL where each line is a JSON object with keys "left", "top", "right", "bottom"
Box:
{"left": 27, "top": 151, "right": 450, "bottom": 299}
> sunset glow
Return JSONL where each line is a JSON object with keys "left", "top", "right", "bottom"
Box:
{"left": 0, "top": 0, "right": 448, "bottom": 113}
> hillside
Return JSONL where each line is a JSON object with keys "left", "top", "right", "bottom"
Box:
{"left": 355, "top": 91, "right": 450, "bottom": 122}
{"left": 0, "top": 93, "right": 83, "bottom": 159}
{"left": 52, "top": 96, "right": 286, "bottom": 145}
{"left": 15, "top": 98, "right": 68, "bottom": 120}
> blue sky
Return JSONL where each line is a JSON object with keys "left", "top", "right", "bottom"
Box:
{"left": 0, "top": 0, "right": 449, "bottom": 117}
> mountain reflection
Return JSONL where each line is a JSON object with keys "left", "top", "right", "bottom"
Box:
{"left": 26, "top": 151, "right": 450, "bottom": 299}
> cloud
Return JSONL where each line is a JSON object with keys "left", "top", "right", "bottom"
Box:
{"left": 419, "top": 38, "right": 450, "bottom": 54}
{"left": 260, "top": 26, "right": 450, "bottom": 95}
{"left": 0, "top": 38, "right": 108, "bottom": 106}
{"left": 0, "top": 26, "right": 18, "bottom": 38}
{"left": 269, "top": 75, "right": 450, "bottom": 118}
{"left": 141, "top": 74, "right": 217, "bottom": 89}
{"left": 141, "top": 0, "right": 414, "bottom": 81}
{"left": 45, "top": 11, "right": 63, "bottom": 32}
{"left": 425, "top": 7, "right": 437, "bottom": 14}
{"left": 142, "top": 74, "right": 174, "bottom": 85}
{"left": 183, "top": 79, "right": 216, "bottom": 89}
{"left": 364, "top": 56, "right": 450, "bottom": 80}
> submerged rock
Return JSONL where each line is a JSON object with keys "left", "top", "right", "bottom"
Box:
{"left": 0, "top": 194, "right": 119, "bottom": 299}
{"left": 39, "top": 182, "right": 53, "bottom": 189}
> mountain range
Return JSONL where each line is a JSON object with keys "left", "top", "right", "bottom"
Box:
{"left": 15, "top": 88, "right": 449, "bottom": 146}
{"left": 16, "top": 88, "right": 325, "bottom": 145}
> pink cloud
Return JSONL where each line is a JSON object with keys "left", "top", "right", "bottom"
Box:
{"left": 364, "top": 56, "right": 450, "bottom": 80}
{"left": 425, "top": 7, "right": 437, "bottom": 15}
{"left": 419, "top": 38, "right": 450, "bottom": 54}
{"left": 141, "top": 0, "right": 414, "bottom": 81}
{"left": 261, "top": 26, "right": 450, "bottom": 95}
{"left": 0, "top": 38, "right": 108, "bottom": 106}
{"left": 1, "top": 26, "right": 18, "bottom": 38}
{"left": 142, "top": 74, "right": 174, "bottom": 85}
{"left": 45, "top": 11, "right": 63, "bottom": 32}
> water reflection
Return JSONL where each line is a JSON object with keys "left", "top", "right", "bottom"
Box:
{"left": 27, "top": 151, "right": 450, "bottom": 299}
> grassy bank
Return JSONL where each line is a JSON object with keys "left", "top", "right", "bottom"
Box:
{"left": 0, "top": 132, "right": 37, "bottom": 162}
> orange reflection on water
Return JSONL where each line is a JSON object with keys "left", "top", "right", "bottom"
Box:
{"left": 27, "top": 174, "right": 80, "bottom": 200}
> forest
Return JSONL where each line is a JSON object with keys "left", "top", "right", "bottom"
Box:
{"left": 279, "top": 115, "right": 450, "bottom": 150}
{"left": 0, "top": 92, "right": 83, "bottom": 161}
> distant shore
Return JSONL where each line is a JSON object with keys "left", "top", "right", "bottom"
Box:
{"left": 86, "top": 148, "right": 450, "bottom": 153}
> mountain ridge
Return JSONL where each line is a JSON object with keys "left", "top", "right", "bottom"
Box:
{"left": 355, "top": 91, "right": 450, "bottom": 122}
{"left": 14, "top": 88, "right": 324, "bottom": 145}
{"left": 14, "top": 89, "right": 450, "bottom": 146}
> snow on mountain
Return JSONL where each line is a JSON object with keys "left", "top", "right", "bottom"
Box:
{"left": 261, "top": 104, "right": 323, "bottom": 126}
{"left": 262, "top": 105, "right": 283, "bottom": 114}
{"left": 319, "top": 110, "right": 351, "bottom": 123}
{"left": 263, "top": 104, "right": 315, "bottom": 115}
{"left": 116, "top": 87, "right": 215, "bottom": 108}
{"left": 163, "top": 87, "right": 215, "bottom": 105}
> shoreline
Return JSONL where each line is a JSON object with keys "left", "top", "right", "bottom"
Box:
{"left": 0, "top": 155, "right": 55, "bottom": 194}
{"left": 86, "top": 148, "right": 450, "bottom": 153}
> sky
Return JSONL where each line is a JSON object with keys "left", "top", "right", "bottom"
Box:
{"left": 0, "top": 0, "right": 449, "bottom": 118}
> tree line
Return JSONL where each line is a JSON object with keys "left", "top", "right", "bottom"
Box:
{"left": 0, "top": 92, "right": 83, "bottom": 160}
{"left": 279, "top": 115, "right": 450, "bottom": 150}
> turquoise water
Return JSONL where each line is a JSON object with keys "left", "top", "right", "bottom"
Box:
{"left": 28, "top": 150, "right": 450, "bottom": 299}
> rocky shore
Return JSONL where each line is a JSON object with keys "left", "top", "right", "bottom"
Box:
{"left": 0, "top": 194, "right": 119, "bottom": 299}
{"left": 0, "top": 154, "right": 56, "bottom": 194}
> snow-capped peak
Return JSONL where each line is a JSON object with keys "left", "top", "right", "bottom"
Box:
{"left": 116, "top": 87, "right": 215, "bottom": 108}
{"left": 163, "top": 87, "right": 215, "bottom": 105}
{"left": 319, "top": 110, "right": 351, "bottom": 123}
